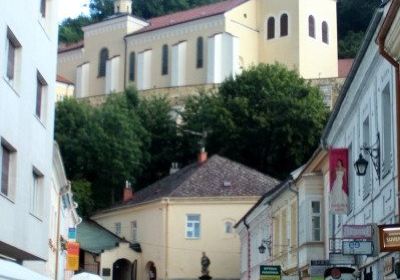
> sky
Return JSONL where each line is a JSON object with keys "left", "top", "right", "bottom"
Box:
{"left": 57, "top": 0, "right": 90, "bottom": 22}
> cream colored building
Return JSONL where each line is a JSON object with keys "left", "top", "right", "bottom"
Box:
{"left": 88, "top": 154, "right": 279, "bottom": 280}
{"left": 57, "top": 0, "right": 338, "bottom": 104}
{"left": 56, "top": 75, "right": 75, "bottom": 102}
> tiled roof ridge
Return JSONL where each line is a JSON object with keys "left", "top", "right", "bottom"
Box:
{"left": 58, "top": 41, "right": 84, "bottom": 53}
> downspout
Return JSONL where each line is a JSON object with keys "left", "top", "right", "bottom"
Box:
{"left": 164, "top": 198, "right": 169, "bottom": 280}
{"left": 288, "top": 181, "right": 300, "bottom": 280}
{"left": 377, "top": 0, "right": 400, "bottom": 222}
{"left": 124, "top": 37, "right": 128, "bottom": 89}
{"left": 243, "top": 218, "right": 251, "bottom": 280}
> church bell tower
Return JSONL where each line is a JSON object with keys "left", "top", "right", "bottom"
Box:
{"left": 114, "top": 0, "right": 132, "bottom": 14}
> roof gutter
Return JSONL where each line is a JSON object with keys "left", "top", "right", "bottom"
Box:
{"left": 376, "top": 0, "right": 400, "bottom": 223}
{"left": 320, "top": 7, "right": 384, "bottom": 147}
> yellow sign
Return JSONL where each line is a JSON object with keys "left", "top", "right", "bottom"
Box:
{"left": 66, "top": 255, "right": 79, "bottom": 271}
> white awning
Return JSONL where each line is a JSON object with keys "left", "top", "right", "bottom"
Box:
{"left": 0, "top": 259, "right": 51, "bottom": 280}
{"left": 71, "top": 272, "right": 103, "bottom": 280}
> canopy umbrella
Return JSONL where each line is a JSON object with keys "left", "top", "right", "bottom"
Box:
{"left": 71, "top": 272, "right": 103, "bottom": 280}
{"left": 0, "top": 259, "right": 51, "bottom": 280}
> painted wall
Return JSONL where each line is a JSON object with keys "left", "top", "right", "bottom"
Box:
{"left": 0, "top": 0, "right": 58, "bottom": 274}
{"left": 56, "top": 81, "right": 75, "bottom": 102}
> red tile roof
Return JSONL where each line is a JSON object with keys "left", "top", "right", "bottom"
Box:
{"left": 56, "top": 75, "right": 74, "bottom": 85}
{"left": 58, "top": 41, "right": 84, "bottom": 54}
{"left": 129, "top": 0, "right": 249, "bottom": 36}
{"left": 338, "top": 58, "right": 354, "bottom": 78}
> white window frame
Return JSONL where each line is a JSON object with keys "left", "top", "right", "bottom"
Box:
{"left": 186, "top": 214, "right": 200, "bottom": 239}
{"left": 4, "top": 27, "right": 21, "bottom": 90}
{"left": 311, "top": 201, "right": 321, "bottom": 241}
{"left": 131, "top": 221, "right": 137, "bottom": 242}
{"left": 36, "top": 71, "right": 48, "bottom": 123}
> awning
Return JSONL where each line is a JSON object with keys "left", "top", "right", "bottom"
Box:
{"left": 71, "top": 272, "right": 102, "bottom": 280}
{"left": 0, "top": 259, "right": 51, "bottom": 280}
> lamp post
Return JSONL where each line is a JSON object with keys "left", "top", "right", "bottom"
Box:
{"left": 258, "top": 238, "right": 272, "bottom": 256}
{"left": 354, "top": 133, "right": 380, "bottom": 181}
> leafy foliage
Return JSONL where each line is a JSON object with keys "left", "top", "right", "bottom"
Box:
{"left": 338, "top": 31, "right": 365, "bottom": 59}
{"left": 182, "top": 64, "right": 329, "bottom": 179}
{"left": 58, "top": 15, "right": 92, "bottom": 44}
{"left": 89, "top": 0, "right": 114, "bottom": 21}
{"left": 71, "top": 179, "right": 94, "bottom": 217}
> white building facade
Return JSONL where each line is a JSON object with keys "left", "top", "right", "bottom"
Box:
{"left": 322, "top": 3, "right": 399, "bottom": 279}
{"left": 0, "top": 0, "right": 59, "bottom": 275}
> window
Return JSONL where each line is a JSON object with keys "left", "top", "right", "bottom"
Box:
{"left": 40, "top": 0, "right": 46, "bottom": 17}
{"left": 61, "top": 192, "right": 71, "bottom": 209}
{"left": 1, "top": 144, "right": 11, "bottom": 196}
{"left": 280, "top": 14, "right": 288, "bottom": 37}
{"left": 322, "top": 21, "right": 329, "bottom": 44}
{"left": 162, "top": 44, "right": 169, "bottom": 75}
{"left": 311, "top": 201, "right": 321, "bottom": 241}
{"left": 362, "top": 117, "right": 372, "bottom": 198}
{"left": 267, "top": 17, "right": 275, "bottom": 39}
{"left": 98, "top": 48, "right": 109, "bottom": 77}
{"left": 186, "top": 214, "right": 200, "bottom": 239}
{"left": 225, "top": 221, "right": 233, "bottom": 234}
{"left": 131, "top": 221, "right": 137, "bottom": 242}
{"left": 129, "top": 52, "right": 135, "bottom": 81}
{"left": 196, "top": 37, "right": 204, "bottom": 68}
{"left": 6, "top": 28, "right": 21, "bottom": 84}
{"left": 115, "top": 222, "right": 121, "bottom": 235}
{"left": 31, "top": 169, "right": 43, "bottom": 217}
{"left": 382, "top": 83, "right": 392, "bottom": 177}
{"left": 36, "top": 72, "right": 47, "bottom": 119}
{"left": 308, "top": 16, "right": 315, "bottom": 38}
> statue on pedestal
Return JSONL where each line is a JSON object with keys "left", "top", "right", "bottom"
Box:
{"left": 199, "top": 252, "right": 212, "bottom": 280}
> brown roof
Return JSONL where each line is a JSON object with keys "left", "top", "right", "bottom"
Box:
{"left": 129, "top": 0, "right": 249, "bottom": 36}
{"left": 56, "top": 75, "right": 74, "bottom": 85}
{"left": 58, "top": 41, "right": 84, "bottom": 53}
{"left": 103, "top": 155, "right": 279, "bottom": 211}
{"left": 338, "top": 58, "right": 354, "bottom": 78}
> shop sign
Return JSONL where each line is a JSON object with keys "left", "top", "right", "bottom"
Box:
{"left": 66, "top": 241, "right": 79, "bottom": 271}
{"left": 310, "top": 260, "right": 329, "bottom": 277}
{"left": 378, "top": 224, "right": 400, "bottom": 252}
{"left": 68, "top": 227, "right": 77, "bottom": 240}
{"left": 342, "top": 240, "right": 373, "bottom": 255}
{"left": 342, "top": 225, "right": 373, "bottom": 239}
{"left": 329, "top": 253, "right": 355, "bottom": 265}
{"left": 384, "top": 256, "right": 394, "bottom": 276}
{"left": 260, "top": 265, "right": 281, "bottom": 280}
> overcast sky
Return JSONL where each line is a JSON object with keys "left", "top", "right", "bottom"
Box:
{"left": 57, "top": 0, "right": 90, "bottom": 22}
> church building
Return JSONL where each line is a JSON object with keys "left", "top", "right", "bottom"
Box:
{"left": 58, "top": 0, "right": 338, "bottom": 103}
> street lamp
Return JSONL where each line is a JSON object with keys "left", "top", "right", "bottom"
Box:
{"left": 354, "top": 133, "right": 380, "bottom": 181}
{"left": 258, "top": 238, "right": 272, "bottom": 256}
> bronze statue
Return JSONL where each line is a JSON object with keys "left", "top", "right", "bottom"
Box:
{"left": 201, "top": 252, "right": 210, "bottom": 276}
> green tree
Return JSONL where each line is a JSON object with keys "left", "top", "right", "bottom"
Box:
{"left": 58, "top": 15, "right": 92, "bottom": 44}
{"left": 89, "top": 0, "right": 114, "bottom": 21}
{"left": 182, "top": 64, "right": 329, "bottom": 179}
{"left": 71, "top": 179, "right": 94, "bottom": 217}
{"left": 338, "top": 31, "right": 365, "bottom": 59}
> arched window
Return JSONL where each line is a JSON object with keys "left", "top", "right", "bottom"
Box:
{"left": 225, "top": 222, "right": 233, "bottom": 234}
{"left": 280, "top": 13, "right": 288, "bottom": 37}
{"left": 196, "top": 37, "right": 204, "bottom": 69}
{"left": 267, "top": 17, "right": 275, "bottom": 39}
{"left": 322, "top": 21, "right": 329, "bottom": 44}
{"left": 98, "top": 48, "right": 108, "bottom": 77}
{"left": 162, "top": 44, "right": 168, "bottom": 75}
{"left": 308, "top": 16, "right": 315, "bottom": 38}
{"left": 129, "top": 52, "right": 135, "bottom": 81}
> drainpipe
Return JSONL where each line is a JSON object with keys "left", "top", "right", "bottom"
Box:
{"left": 377, "top": 0, "right": 400, "bottom": 222}
{"left": 243, "top": 218, "right": 251, "bottom": 280}
{"left": 288, "top": 181, "right": 300, "bottom": 280}
{"left": 123, "top": 37, "right": 128, "bottom": 89}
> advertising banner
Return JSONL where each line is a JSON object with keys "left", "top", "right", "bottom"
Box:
{"left": 260, "top": 265, "right": 281, "bottom": 280}
{"left": 66, "top": 241, "right": 79, "bottom": 271}
{"left": 329, "top": 149, "right": 349, "bottom": 215}
{"left": 378, "top": 224, "right": 400, "bottom": 251}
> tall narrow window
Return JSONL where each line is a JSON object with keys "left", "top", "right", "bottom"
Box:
{"left": 1, "top": 144, "right": 11, "bottom": 196}
{"left": 129, "top": 52, "right": 135, "bottom": 81}
{"left": 31, "top": 169, "right": 43, "bottom": 217}
{"left": 196, "top": 37, "right": 204, "bottom": 68}
{"left": 382, "top": 83, "right": 392, "bottom": 177}
{"left": 322, "top": 21, "right": 329, "bottom": 44}
{"left": 98, "top": 48, "right": 108, "bottom": 77}
{"left": 308, "top": 16, "right": 315, "bottom": 38}
{"left": 162, "top": 44, "right": 168, "bottom": 75}
{"left": 6, "top": 29, "right": 21, "bottom": 83}
{"left": 36, "top": 72, "right": 47, "bottom": 119}
{"left": 115, "top": 222, "right": 121, "bottom": 235}
{"left": 311, "top": 201, "right": 321, "bottom": 241}
{"left": 40, "top": 0, "right": 46, "bottom": 17}
{"left": 267, "top": 17, "right": 275, "bottom": 39}
{"left": 131, "top": 221, "right": 137, "bottom": 242}
{"left": 186, "top": 214, "right": 200, "bottom": 239}
{"left": 280, "top": 14, "right": 288, "bottom": 37}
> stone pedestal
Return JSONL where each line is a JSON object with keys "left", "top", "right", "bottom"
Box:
{"left": 199, "top": 275, "right": 212, "bottom": 280}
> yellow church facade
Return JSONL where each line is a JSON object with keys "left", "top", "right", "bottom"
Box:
{"left": 57, "top": 0, "right": 338, "bottom": 102}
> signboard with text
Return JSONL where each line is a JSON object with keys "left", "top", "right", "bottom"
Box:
{"left": 66, "top": 242, "right": 79, "bottom": 271}
{"left": 260, "top": 265, "right": 281, "bottom": 280}
{"left": 310, "top": 260, "right": 329, "bottom": 280}
{"left": 68, "top": 227, "right": 77, "bottom": 240}
{"left": 329, "top": 253, "right": 355, "bottom": 265}
{"left": 342, "top": 225, "right": 373, "bottom": 239}
{"left": 378, "top": 224, "right": 400, "bottom": 252}
{"left": 342, "top": 240, "right": 373, "bottom": 255}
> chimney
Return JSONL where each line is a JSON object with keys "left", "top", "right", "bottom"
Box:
{"left": 123, "top": 180, "right": 133, "bottom": 202}
{"left": 170, "top": 162, "right": 180, "bottom": 174}
{"left": 198, "top": 147, "right": 208, "bottom": 164}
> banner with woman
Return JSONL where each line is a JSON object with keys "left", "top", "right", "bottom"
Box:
{"left": 329, "top": 148, "right": 349, "bottom": 215}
